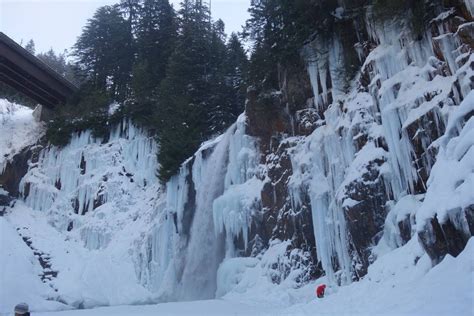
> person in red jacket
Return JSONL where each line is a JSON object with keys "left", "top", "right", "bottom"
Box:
{"left": 316, "top": 284, "right": 326, "bottom": 298}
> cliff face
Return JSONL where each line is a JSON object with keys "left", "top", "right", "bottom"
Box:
{"left": 0, "top": 1, "right": 473, "bottom": 312}
{"left": 243, "top": 0, "right": 473, "bottom": 284}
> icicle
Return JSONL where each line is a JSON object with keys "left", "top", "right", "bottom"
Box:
{"left": 21, "top": 120, "right": 158, "bottom": 217}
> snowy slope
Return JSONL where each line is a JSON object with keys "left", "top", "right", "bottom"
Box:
{"left": 0, "top": 217, "right": 65, "bottom": 313}
{"left": 32, "top": 237, "right": 474, "bottom": 315}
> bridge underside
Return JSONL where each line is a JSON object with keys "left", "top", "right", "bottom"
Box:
{"left": 0, "top": 32, "right": 77, "bottom": 109}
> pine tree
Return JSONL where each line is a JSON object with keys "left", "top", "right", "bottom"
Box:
{"left": 120, "top": 0, "right": 140, "bottom": 33}
{"left": 0, "top": 82, "right": 37, "bottom": 107}
{"left": 244, "top": 0, "right": 323, "bottom": 88}
{"left": 207, "top": 30, "right": 249, "bottom": 134}
{"left": 133, "top": 0, "right": 177, "bottom": 104}
{"left": 24, "top": 39, "right": 36, "bottom": 55}
{"left": 224, "top": 33, "right": 248, "bottom": 120}
{"left": 74, "top": 5, "right": 133, "bottom": 101}
{"left": 120, "top": 0, "right": 140, "bottom": 67}
{"left": 206, "top": 19, "right": 229, "bottom": 135}
{"left": 156, "top": 0, "right": 216, "bottom": 182}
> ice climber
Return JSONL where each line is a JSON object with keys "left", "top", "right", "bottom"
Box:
{"left": 316, "top": 284, "right": 326, "bottom": 298}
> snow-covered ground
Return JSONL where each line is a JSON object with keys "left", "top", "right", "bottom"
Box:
{"left": 13, "top": 237, "right": 471, "bottom": 316}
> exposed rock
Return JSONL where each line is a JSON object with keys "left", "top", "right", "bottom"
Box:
{"left": 243, "top": 60, "right": 321, "bottom": 280}
{"left": 93, "top": 193, "right": 106, "bottom": 210}
{"left": 465, "top": 204, "right": 474, "bottom": 235}
{"left": 246, "top": 59, "right": 314, "bottom": 154}
{"left": 80, "top": 154, "right": 86, "bottom": 175}
{"left": 418, "top": 206, "right": 473, "bottom": 265}
{"left": 0, "top": 143, "right": 43, "bottom": 197}
{"left": 398, "top": 215, "right": 413, "bottom": 245}
{"left": 457, "top": 21, "right": 474, "bottom": 48}
{"left": 0, "top": 194, "right": 13, "bottom": 207}
{"left": 295, "top": 108, "right": 322, "bottom": 136}
{"left": 430, "top": 8, "right": 465, "bottom": 37}
{"left": 180, "top": 160, "right": 197, "bottom": 240}
{"left": 343, "top": 158, "right": 389, "bottom": 278}
{"left": 403, "top": 107, "right": 446, "bottom": 194}
{"left": 245, "top": 88, "right": 291, "bottom": 154}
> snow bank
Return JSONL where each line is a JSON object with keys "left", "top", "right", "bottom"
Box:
{"left": 0, "top": 217, "right": 66, "bottom": 313}
{"left": 215, "top": 257, "right": 259, "bottom": 298}
{"left": 36, "top": 299, "right": 277, "bottom": 316}
{"left": 284, "top": 238, "right": 473, "bottom": 316}
{"left": 217, "top": 239, "right": 316, "bottom": 308}
{"left": 216, "top": 237, "right": 472, "bottom": 316}
{"left": 1, "top": 201, "right": 155, "bottom": 312}
{"left": 19, "top": 237, "right": 473, "bottom": 316}
{"left": 376, "top": 194, "right": 423, "bottom": 253}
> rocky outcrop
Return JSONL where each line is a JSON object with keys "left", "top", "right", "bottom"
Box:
{"left": 241, "top": 0, "right": 473, "bottom": 285}
{"left": 0, "top": 143, "right": 43, "bottom": 198}
{"left": 418, "top": 205, "right": 473, "bottom": 264}
{"left": 244, "top": 59, "right": 321, "bottom": 282}
{"left": 343, "top": 158, "right": 389, "bottom": 277}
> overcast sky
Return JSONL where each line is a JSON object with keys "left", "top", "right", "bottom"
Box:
{"left": 0, "top": 0, "right": 250, "bottom": 54}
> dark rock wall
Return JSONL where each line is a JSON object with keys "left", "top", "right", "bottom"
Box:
{"left": 0, "top": 143, "right": 44, "bottom": 198}
{"left": 240, "top": 0, "right": 473, "bottom": 285}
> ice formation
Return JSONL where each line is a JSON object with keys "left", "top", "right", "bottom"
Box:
{"left": 213, "top": 115, "right": 262, "bottom": 252}
{"left": 135, "top": 114, "right": 263, "bottom": 301}
{"left": 0, "top": 119, "right": 161, "bottom": 310}
{"left": 289, "top": 6, "right": 474, "bottom": 285}
{"left": 1, "top": 2, "right": 473, "bottom": 314}
{"left": 21, "top": 120, "right": 157, "bottom": 215}
{"left": 0, "top": 100, "right": 43, "bottom": 173}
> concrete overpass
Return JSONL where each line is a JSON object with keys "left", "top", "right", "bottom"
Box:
{"left": 0, "top": 32, "right": 78, "bottom": 109}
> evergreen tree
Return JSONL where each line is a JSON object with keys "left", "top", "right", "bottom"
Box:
{"left": 120, "top": 0, "right": 141, "bottom": 34}
{"left": 74, "top": 5, "right": 133, "bottom": 101}
{"left": 57, "top": 0, "right": 249, "bottom": 181}
{"left": 37, "top": 49, "right": 79, "bottom": 85}
{"left": 224, "top": 33, "right": 248, "bottom": 119}
{"left": 156, "top": 0, "right": 216, "bottom": 182}
{"left": 0, "top": 82, "right": 37, "bottom": 107}
{"left": 24, "top": 39, "right": 36, "bottom": 55}
{"left": 206, "top": 19, "right": 229, "bottom": 134}
{"left": 119, "top": 0, "right": 140, "bottom": 65}
{"left": 132, "top": 0, "right": 177, "bottom": 106}
{"left": 244, "top": 0, "right": 324, "bottom": 88}
{"left": 207, "top": 31, "right": 248, "bottom": 134}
